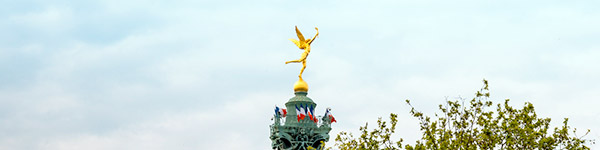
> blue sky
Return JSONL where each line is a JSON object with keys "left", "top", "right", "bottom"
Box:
{"left": 1, "top": 0, "right": 599, "bottom": 149}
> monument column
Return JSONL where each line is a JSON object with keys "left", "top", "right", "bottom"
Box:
{"left": 269, "top": 26, "right": 334, "bottom": 150}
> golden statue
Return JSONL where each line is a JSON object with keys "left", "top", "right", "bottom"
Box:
{"left": 286, "top": 26, "right": 319, "bottom": 79}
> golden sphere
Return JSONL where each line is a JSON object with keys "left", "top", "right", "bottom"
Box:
{"left": 293, "top": 78, "right": 309, "bottom": 92}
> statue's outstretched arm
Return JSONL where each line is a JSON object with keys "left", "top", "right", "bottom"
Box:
{"left": 308, "top": 27, "right": 319, "bottom": 45}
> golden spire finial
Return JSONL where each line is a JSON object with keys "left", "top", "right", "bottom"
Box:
{"left": 286, "top": 26, "right": 318, "bottom": 92}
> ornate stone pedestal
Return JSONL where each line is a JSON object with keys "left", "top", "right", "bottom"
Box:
{"left": 270, "top": 91, "right": 332, "bottom": 150}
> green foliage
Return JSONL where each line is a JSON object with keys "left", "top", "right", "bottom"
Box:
{"left": 334, "top": 79, "right": 594, "bottom": 150}
{"left": 308, "top": 141, "right": 331, "bottom": 150}
{"left": 335, "top": 113, "right": 403, "bottom": 150}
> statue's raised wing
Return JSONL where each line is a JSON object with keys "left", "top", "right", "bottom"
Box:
{"left": 295, "top": 26, "right": 306, "bottom": 43}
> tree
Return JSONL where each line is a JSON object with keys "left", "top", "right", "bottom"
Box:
{"left": 334, "top": 79, "right": 594, "bottom": 149}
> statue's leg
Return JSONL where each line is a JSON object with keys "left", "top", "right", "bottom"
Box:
{"left": 297, "top": 52, "right": 309, "bottom": 77}
{"left": 285, "top": 59, "right": 302, "bottom": 64}
{"left": 286, "top": 52, "right": 308, "bottom": 64}
{"left": 299, "top": 61, "right": 306, "bottom": 77}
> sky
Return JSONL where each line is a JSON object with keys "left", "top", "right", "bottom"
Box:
{"left": 1, "top": 0, "right": 599, "bottom": 149}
